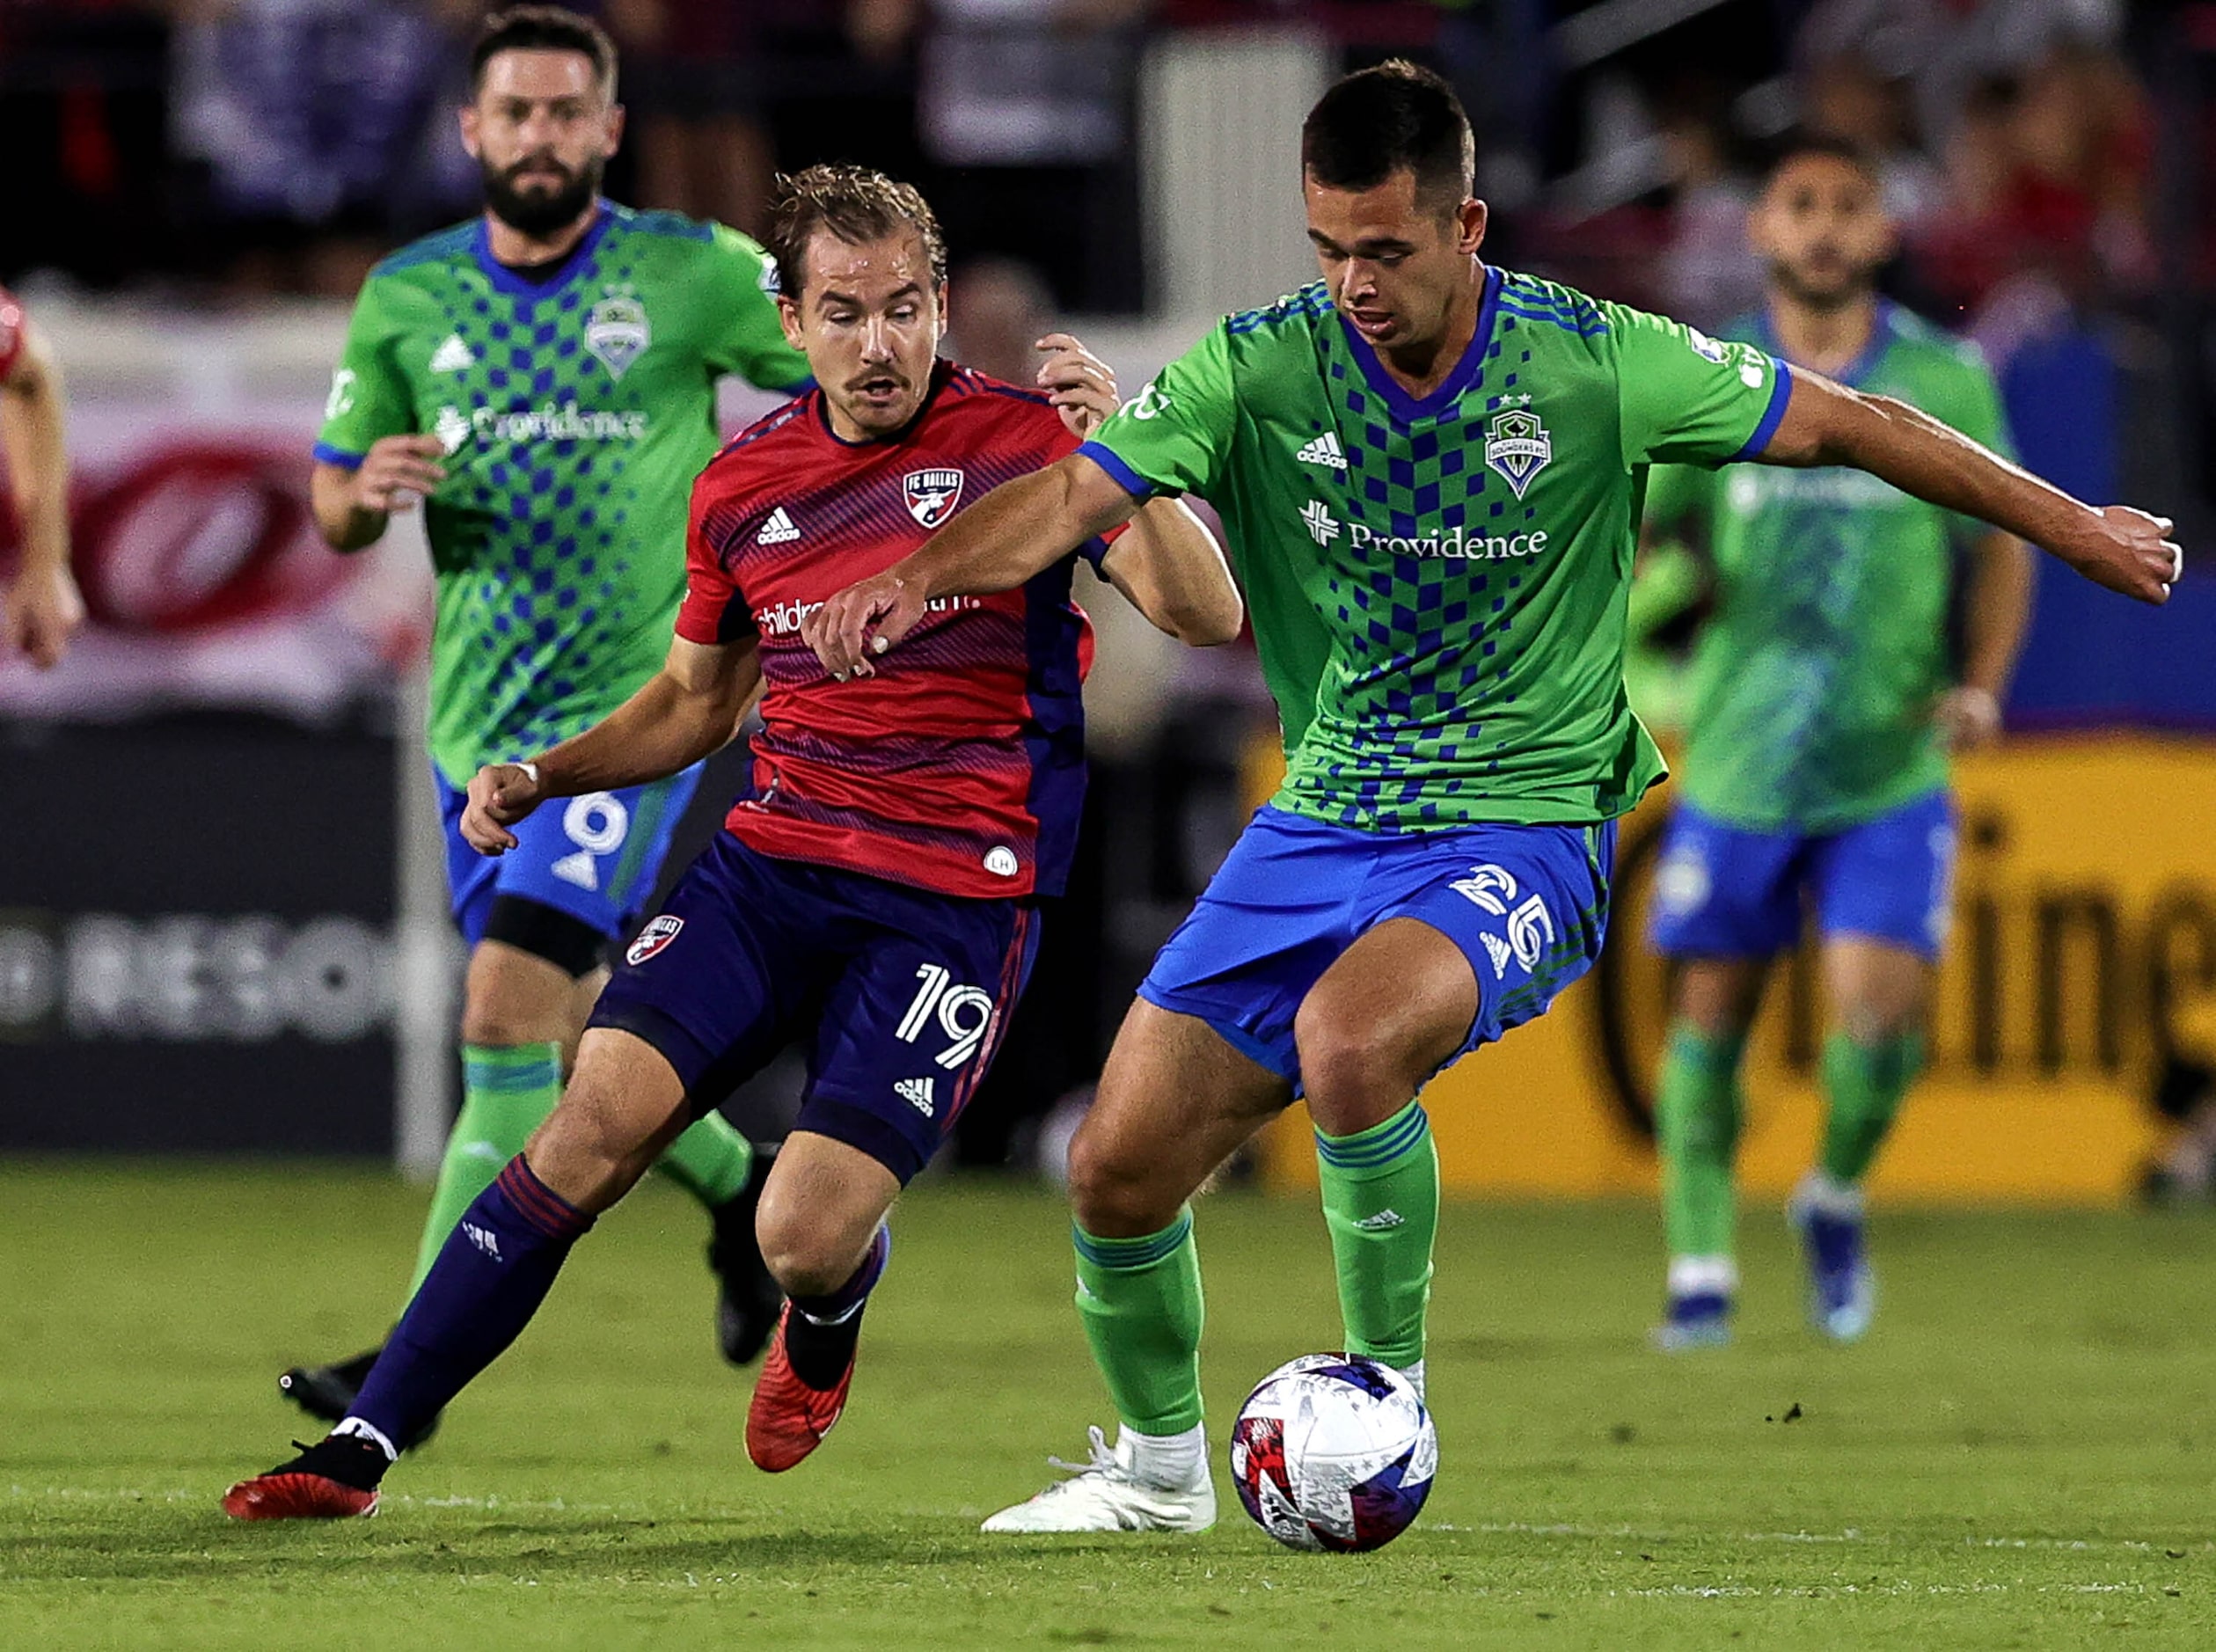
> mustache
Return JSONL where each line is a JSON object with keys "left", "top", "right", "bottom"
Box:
{"left": 501, "top": 153, "right": 576, "bottom": 186}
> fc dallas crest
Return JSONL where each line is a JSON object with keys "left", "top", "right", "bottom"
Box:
{"left": 625, "top": 914, "right": 684, "bottom": 967}
{"left": 903, "top": 468, "right": 964, "bottom": 529}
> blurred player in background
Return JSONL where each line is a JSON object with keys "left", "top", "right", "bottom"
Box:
{"left": 802, "top": 63, "right": 2177, "bottom": 1535}
{"left": 0, "top": 287, "right": 84, "bottom": 670}
{"left": 282, "top": 5, "right": 814, "bottom": 1438}
{"left": 1642, "top": 135, "right": 2032, "bottom": 1350}
{"left": 221, "top": 164, "right": 1240, "bottom": 1518}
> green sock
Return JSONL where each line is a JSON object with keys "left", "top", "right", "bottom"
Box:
{"left": 1819, "top": 1031, "right": 1924, "bottom": 1184}
{"left": 1315, "top": 1100, "right": 1438, "bottom": 1371}
{"left": 406, "top": 1042, "right": 564, "bottom": 1298}
{"left": 1073, "top": 1211, "right": 1205, "bottom": 1436}
{"left": 654, "top": 1109, "right": 755, "bottom": 1208}
{"left": 1657, "top": 1022, "right": 1747, "bottom": 1264}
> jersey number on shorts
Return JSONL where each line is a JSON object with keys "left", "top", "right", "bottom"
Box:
{"left": 552, "top": 793, "right": 631, "bottom": 893}
{"left": 897, "top": 963, "right": 995, "bottom": 1070}
{"left": 1448, "top": 863, "right": 1556, "bottom": 979}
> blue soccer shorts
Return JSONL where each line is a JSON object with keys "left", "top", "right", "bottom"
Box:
{"left": 1646, "top": 787, "right": 1957, "bottom": 962}
{"left": 589, "top": 832, "right": 1040, "bottom": 1184}
{"left": 1138, "top": 805, "right": 1617, "bottom": 1085}
{"left": 436, "top": 761, "right": 704, "bottom": 948}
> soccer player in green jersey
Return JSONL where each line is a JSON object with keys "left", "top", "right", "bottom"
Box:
{"left": 809, "top": 62, "right": 2180, "bottom": 1533}
{"left": 1641, "top": 135, "right": 2034, "bottom": 1349}
{"left": 282, "top": 6, "right": 813, "bottom": 1436}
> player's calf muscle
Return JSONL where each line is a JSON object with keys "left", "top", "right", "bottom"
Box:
{"left": 524, "top": 1029, "right": 691, "bottom": 1212}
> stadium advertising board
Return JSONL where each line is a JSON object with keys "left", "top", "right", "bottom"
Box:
{"left": 1261, "top": 735, "right": 2216, "bottom": 1204}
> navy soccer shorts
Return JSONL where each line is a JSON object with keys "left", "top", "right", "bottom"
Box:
{"left": 1138, "top": 804, "right": 1616, "bottom": 1086}
{"left": 589, "top": 832, "right": 1039, "bottom": 1183}
{"left": 437, "top": 761, "right": 704, "bottom": 947}
{"left": 1646, "top": 787, "right": 1956, "bottom": 963}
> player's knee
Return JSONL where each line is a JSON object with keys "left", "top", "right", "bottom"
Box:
{"left": 756, "top": 1204, "right": 867, "bottom": 1299}
{"left": 1838, "top": 997, "right": 1923, "bottom": 1047}
{"left": 459, "top": 980, "right": 561, "bottom": 1048}
{"left": 523, "top": 1071, "right": 661, "bottom": 1211}
{"left": 1067, "top": 1117, "right": 1176, "bottom": 1238}
{"left": 1292, "top": 1001, "right": 1413, "bottom": 1135}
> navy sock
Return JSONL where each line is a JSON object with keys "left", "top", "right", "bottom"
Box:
{"left": 345, "top": 1157, "right": 594, "bottom": 1454}
{"left": 785, "top": 1225, "right": 889, "bottom": 1391}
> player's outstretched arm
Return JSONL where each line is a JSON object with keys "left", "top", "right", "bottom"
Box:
{"left": 1759, "top": 370, "right": 2181, "bottom": 604}
{"left": 804, "top": 451, "right": 1141, "bottom": 680}
{"left": 1936, "top": 529, "right": 2034, "bottom": 750}
{"left": 0, "top": 321, "right": 83, "bottom": 669}
{"left": 1098, "top": 497, "right": 1243, "bottom": 646}
{"left": 461, "top": 635, "right": 763, "bottom": 854}
{"left": 310, "top": 435, "right": 449, "bottom": 552}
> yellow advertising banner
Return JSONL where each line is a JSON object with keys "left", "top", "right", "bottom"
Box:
{"left": 1259, "top": 735, "right": 2216, "bottom": 1204}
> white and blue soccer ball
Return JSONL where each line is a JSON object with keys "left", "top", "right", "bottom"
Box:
{"left": 1229, "top": 1353, "right": 1437, "bottom": 1552}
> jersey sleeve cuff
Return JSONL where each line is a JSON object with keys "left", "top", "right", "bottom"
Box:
{"left": 312, "top": 442, "right": 367, "bottom": 471}
{"left": 1730, "top": 358, "right": 1792, "bottom": 462}
{"left": 1076, "top": 440, "right": 1158, "bottom": 501}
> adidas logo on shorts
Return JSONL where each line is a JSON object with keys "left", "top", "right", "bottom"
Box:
{"left": 896, "top": 1077, "right": 936, "bottom": 1117}
{"left": 757, "top": 506, "right": 801, "bottom": 545}
{"left": 1294, "top": 431, "right": 1347, "bottom": 471}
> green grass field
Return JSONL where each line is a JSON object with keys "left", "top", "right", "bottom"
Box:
{"left": 4, "top": 1162, "right": 2215, "bottom": 1649}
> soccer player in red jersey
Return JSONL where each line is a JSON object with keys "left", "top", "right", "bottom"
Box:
{"left": 0, "top": 286, "right": 84, "bottom": 670}
{"left": 222, "top": 164, "right": 1240, "bottom": 1518}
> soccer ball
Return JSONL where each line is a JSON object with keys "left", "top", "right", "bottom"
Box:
{"left": 1228, "top": 1353, "right": 1437, "bottom": 1552}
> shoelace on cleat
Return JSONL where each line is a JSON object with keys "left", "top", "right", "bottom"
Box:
{"left": 1043, "top": 1426, "right": 1125, "bottom": 1483}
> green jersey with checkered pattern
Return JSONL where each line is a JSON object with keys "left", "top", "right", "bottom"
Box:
{"left": 1083, "top": 268, "right": 1789, "bottom": 830}
{"left": 317, "top": 201, "right": 810, "bottom": 785}
{"left": 1642, "top": 303, "right": 2011, "bottom": 833}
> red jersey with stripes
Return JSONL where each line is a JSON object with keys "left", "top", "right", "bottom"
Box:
{"left": 677, "top": 361, "right": 1102, "bottom": 900}
{"left": 0, "top": 287, "right": 26, "bottom": 384}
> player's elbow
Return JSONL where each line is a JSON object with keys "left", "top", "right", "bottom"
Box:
{"left": 1167, "top": 586, "right": 1245, "bottom": 647}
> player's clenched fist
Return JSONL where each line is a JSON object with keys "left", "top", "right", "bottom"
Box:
{"left": 2061, "top": 506, "right": 2183, "bottom": 604}
{"left": 1035, "top": 333, "right": 1119, "bottom": 440}
{"left": 802, "top": 570, "right": 928, "bottom": 681}
{"left": 349, "top": 433, "right": 450, "bottom": 515}
{"left": 460, "top": 761, "right": 546, "bottom": 854}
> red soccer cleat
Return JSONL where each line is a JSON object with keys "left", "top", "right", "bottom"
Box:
{"left": 745, "top": 1304, "right": 855, "bottom": 1473}
{"left": 222, "top": 1436, "right": 387, "bottom": 1520}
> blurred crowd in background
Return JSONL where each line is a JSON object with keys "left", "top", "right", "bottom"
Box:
{"left": 0, "top": 1, "right": 2171, "bottom": 317}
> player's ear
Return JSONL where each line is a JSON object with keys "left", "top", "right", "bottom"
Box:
{"left": 776, "top": 293, "right": 807, "bottom": 353}
{"left": 603, "top": 101, "right": 625, "bottom": 157}
{"left": 1453, "top": 198, "right": 1488, "bottom": 257}
{"left": 458, "top": 103, "right": 482, "bottom": 162}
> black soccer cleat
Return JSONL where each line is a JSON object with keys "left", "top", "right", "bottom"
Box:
{"left": 709, "top": 1146, "right": 785, "bottom": 1366}
{"left": 278, "top": 1344, "right": 440, "bottom": 1449}
{"left": 278, "top": 1345, "right": 381, "bottom": 1424}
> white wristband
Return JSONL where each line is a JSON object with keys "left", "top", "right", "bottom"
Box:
{"left": 516, "top": 761, "right": 541, "bottom": 786}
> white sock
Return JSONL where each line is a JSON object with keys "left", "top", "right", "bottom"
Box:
{"left": 1668, "top": 1254, "right": 1739, "bottom": 1300}
{"left": 1118, "top": 1422, "right": 1206, "bottom": 1489}
{"left": 1396, "top": 1360, "right": 1427, "bottom": 1402}
{"left": 333, "top": 1416, "right": 399, "bottom": 1462}
{"left": 1796, "top": 1169, "right": 1865, "bottom": 1217}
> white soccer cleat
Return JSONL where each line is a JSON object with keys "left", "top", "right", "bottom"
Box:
{"left": 980, "top": 1426, "right": 1217, "bottom": 1534}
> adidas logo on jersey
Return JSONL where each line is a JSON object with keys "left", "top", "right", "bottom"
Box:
{"left": 896, "top": 1077, "right": 936, "bottom": 1117}
{"left": 429, "top": 333, "right": 475, "bottom": 373}
{"left": 757, "top": 507, "right": 801, "bottom": 545}
{"left": 1295, "top": 431, "right": 1347, "bottom": 471}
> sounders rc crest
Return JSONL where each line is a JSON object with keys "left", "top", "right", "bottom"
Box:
{"left": 584, "top": 287, "right": 650, "bottom": 380}
{"left": 903, "top": 469, "right": 964, "bottom": 529}
{"left": 1483, "top": 403, "right": 1552, "bottom": 499}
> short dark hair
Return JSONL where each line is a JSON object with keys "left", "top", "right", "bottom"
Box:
{"left": 765, "top": 164, "right": 949, "bottom": 301}
{"left": 472, "top": 5, "right": 618, "bottom": 99}
{"left": 1301, "top": 60, "right": 1475, "bottom": 210}
{"left": 1763, "top": 128, "right": 1881, "bottom": 186}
